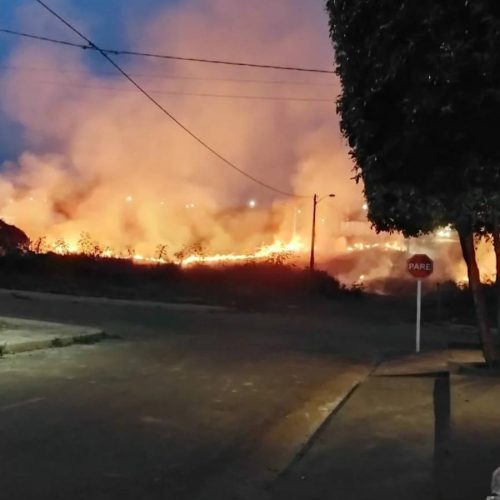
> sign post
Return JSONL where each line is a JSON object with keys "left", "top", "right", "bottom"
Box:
{"left": 416, "top": 279, "right": 422, "bottom": 353}
{"left": 407, "top": 254, "right": 434, "bottom": 353}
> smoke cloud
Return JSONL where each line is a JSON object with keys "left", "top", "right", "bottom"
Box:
{"left": 0, "top": 0, "right": 363, "bottom": 256}
{"left": 2, "top": 0, "right": 488, "bottom": 285}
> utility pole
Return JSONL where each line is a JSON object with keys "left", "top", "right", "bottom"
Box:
{"left": 309, "top": 193, "right": 335, "bottom": 271}
{"left": 309, "top": 194, "right": 318, "bottom": 270}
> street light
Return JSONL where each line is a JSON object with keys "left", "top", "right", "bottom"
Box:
{"left": 310, "top": 193, "right": 335, "bottom": 271}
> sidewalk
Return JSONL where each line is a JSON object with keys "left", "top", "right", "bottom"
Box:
{"left": 0, "top": 316, "right": 106, "bottom": 354}
{"left": 372, "top": 347, "right": 485, "bottom": 377}
{"left": 271, "top": 346, "right": 498, "bottom": 500}
{"left": 445, "top": 370, "right": 500, "bottom": 500}
{"left": 271, "top": 376, "right": 436, "bottom": 500}
{"left": 373, "top": 349, "right": 449, "bottom": 376}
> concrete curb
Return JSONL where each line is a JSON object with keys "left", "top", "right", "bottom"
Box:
{"left": 3, "top": 330, "right": 107, "bottom": 355}
{"left": 193, "top": 363, "right": 373, "bottom": 500}
{"left": 373, "top": 349, "right": 449, "bottom": 377}
{"left": 0, "top": 315, "right": 107, "bottom": 355}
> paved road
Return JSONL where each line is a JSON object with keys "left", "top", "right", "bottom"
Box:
{"left": 0, "top": 292, "right": 447, "bottom": 499}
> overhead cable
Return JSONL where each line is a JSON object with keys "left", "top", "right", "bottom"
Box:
{"left": 1, "top": 76, "right": 334, "bottom": 103}
{"left": 0, "top": 27, "right": 335, "bottom": 75}
{"left": 30, "top": 0, "right": 311, "bottom": 198}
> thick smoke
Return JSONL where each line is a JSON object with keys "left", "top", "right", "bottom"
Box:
{"left": 2, "top": 0, "right": 491, "bottom": 285}
{"left": 0, "top": 0, "right": 364, "bottom": 258}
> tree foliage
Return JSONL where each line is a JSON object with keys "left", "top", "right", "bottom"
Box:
{"left": 327, "top": 0, "right": 500, "bottom": 236}
{"left": 0, "top": 219, "right": 29, "bottom": 254}
{"left": 327, "top": 0, "right": 500, "bottom": 363}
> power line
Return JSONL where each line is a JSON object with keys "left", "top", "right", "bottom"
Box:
{"left": 31, "top": 0, "right": 310, "bottom": 198}
{"left": 1, "top": 77, "right": 334, "bottom": 103}
{"left": 1, "top": 64, "right": 336, "bottom": 87}
{"left": 0, "top": 27, "right": 335, "bottom": 75}
{"left": 0, "top": 28, "right": 85, "bottom": 49}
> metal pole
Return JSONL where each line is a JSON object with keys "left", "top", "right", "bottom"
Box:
{"left": 416, "top": 279, "right": 422, "bottom": 353}
{"left": 309, "top": 194, "right": 317, "bottom": 270}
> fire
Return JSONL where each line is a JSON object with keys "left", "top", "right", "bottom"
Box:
{"left": 46, "top": 235, "right": 306, "bottom": 267}
{"left": 181, "top": 236, "right": 305, "bottom": 266}
{"left": 346, "top": 241, "right": 406, "bottom": 253}
{"left": 37, "top": 229, "right": 499, "bottom": 286}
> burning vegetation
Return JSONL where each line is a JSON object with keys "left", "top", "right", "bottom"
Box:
{"left": 3, "top": 215, "right": 492, "bottom": 293}
{"left": 1, "top": 0, "right": 499, "bottom": 301}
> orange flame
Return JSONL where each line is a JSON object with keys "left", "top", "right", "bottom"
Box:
{"left": 47, "top": 235, "right": 306, "bottom": 267}
{"left": 181, "top": 236, "right": 305, "bottom": 266}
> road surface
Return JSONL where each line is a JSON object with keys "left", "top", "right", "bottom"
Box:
{"left": 0, "top": 292, "right": 446, "bottom": 499}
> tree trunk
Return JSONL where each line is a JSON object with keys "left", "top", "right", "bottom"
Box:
{"left": 457, "top": 226, "right": 498, "bottom": 365}
{"left": 493, "top": 216, "right": 500, "bottom": 336}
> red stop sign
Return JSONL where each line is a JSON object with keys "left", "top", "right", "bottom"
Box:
{"left": 407, "top": 254, "right": 434, "bottom": 279}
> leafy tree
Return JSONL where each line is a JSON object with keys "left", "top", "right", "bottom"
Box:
{"left": 0, "top": 220, "right": 29, "bottom": 254}
{"left": 473, "top": 190, "right": 500, "bottom": 332}
{"left": 326, "top": 0, "right": 500, "bottom": 363}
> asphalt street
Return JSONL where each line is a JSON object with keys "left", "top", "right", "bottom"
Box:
{"left": 0, "top": 292, "right": 447, "bottom": 499}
